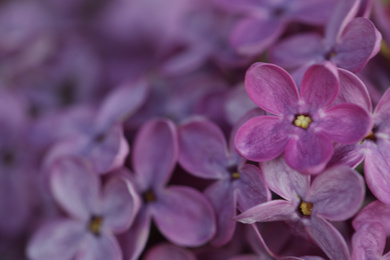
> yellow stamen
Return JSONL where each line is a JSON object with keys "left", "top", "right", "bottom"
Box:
{"left": 299, "top": 201, "right": 313, "bottom": 216}
{"left": 89, "top": 216, "right": 103, "bottom": 235}
{"left": 231, "top": 172, "right": 240, "bottom": 180}
{"left": 380, "top": 40, "right": 390, "bottom": 59}
{"left": 294, "top": 115, "right": 312, "bottom": 129}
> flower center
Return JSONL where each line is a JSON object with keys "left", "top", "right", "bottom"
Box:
{"left": 88, "top": 215, "right": 103, "bottom": 235}
{"left": 299, "top": 201, "right": 313, "bottom": 216}
{"left": 294, "top": 115, "right": 312, "bottom": 129}
{"left": 227, "top": 165, "right": 240, "bottom": 180}
{"left": 360, "top": 126, "right": 377, "bottom": 143}
{"left": 143, "top": 190, "right": 156, "bottom": 203}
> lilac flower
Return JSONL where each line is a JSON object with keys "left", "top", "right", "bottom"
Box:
{"left": 214, "top": 0, "right": 337, "bottom": 56}
{"left": 178, "top": 116, "right": 270, "bottom": 246}
{"left": 329, "top": 87, "right": 390, "bottom": 205}
{"left": 236, "top": 156, "right": 365, "bottom": 260}
{"left": 43, "top": 79, "right": 148, "bottom": 174}
{"left": 27, "top": 156, "right": 140, "bottom": 260}
{"left": 235, "top": 62, "right": 371, "bottom": 173}
{"left": 119, "top": 118, "right": 216, "bottom": 260}
{"left": 269, "top": 0, "right": 381, "bottom": 77}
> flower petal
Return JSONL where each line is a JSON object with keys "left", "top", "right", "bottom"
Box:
{"left": 374, "top": 88, "right": 390, "bottom": 125}
{"left": 86, "top": 124, "right": 129, "bottom": 174}
{"left": 269, "top": 33, "right": 325, "bottom": 69}
{"left": 353, "top": 200, "right": 390, "bottom": 235}
{"left": 327, "top": 143, "right": 364, "bottom": 168}
{"left": 235, "top": 116, "right": 289, "bottom": 162}
{"left": 333, "top": 18, "right": 381, "bottom": 73}
{"left": 132, "top": 118, "right": 178, "bottom": 190}
{"left": 152, "top": 186, "right": 216, "bottom": 247}
{"left": 178, "top": 118, "right": 229, "bottom": 179}
{"left": 76, "top": 233, "right": 122, "bottom": 260}
{"left": 101, "top": 177, "right": 140, "bottom": 233}
{"left": 204, "top": 179, "right": 236, "bottom": 247}
{"left": 351, "top": 222, "right": 385, "bottom": 260}
{"left": 305, "top": 216, "right": 350, "bottom": 260}
{"left": 245, "top": 63, "right": 299, "bottom": 115}
{"left": 285, "top": 131, "right": 333, "bottom": 174}
{"left": 308, "top": 165, "right": 365, "bottom": 221}
{"left": 289, "top": 0, "right": 338, "bottom": 25}
{"left": 27, "top": 219, "right": 85, "bottom": 260}
{"left": 230, "top": 17, "right": 284, "bottom": 56}
{"left": 364, "top": 142, "right": 390, "bottom": 205}
{"left": 334, "top": 68, "right": 372, "bottom": 113}
{"left": 260, "top": 156, "right": 309, "bottom": 201}
{"left": 318, "top": 103, "right": 372, "bottom": 144}
{"left": 235, "top": 164, "right": 270, "bottom": 211}
{"left": 144, "top": 243, "right": 197, "bottom": 260}
{"left": 50, "top": 157, "right": 99, "bottom": 220}
{"left": 300, "top": 62, "right": 339, "bottom": 109}
{"left": 235, "top": 200, "right": 297, "bottom": 224}
{"left": 96, "top": 79, "right": 149, "bottom": 130}
{"left": 118, "top": 207, "right": 152, "bottom": 260}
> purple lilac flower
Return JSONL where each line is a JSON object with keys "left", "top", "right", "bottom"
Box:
{"left": 235, "top": 62, "right": 371, "bottom": 174}
{"left": 119, "top": 118, "right": 216, "bottom": 260}
{"left": 43, "top": 79, "right": 148, "bottom": 174}
{"left": 236, "top": 156, "right": 365, "bottom": 260}
{"left": 214, "top": 0, "right": 337, "bottom": 56}
{"left": 178, "top": 116, "right": 270, "bottom": 246}
{"left": 269, "top": 0, "right": 381, "bottom": 80}
{"left": 27, "top": 156, "right": 140, "bottom": 260}
{"left": 329, "top": 87, "right": 390, "bottom": 205}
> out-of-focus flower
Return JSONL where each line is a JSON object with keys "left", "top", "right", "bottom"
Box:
{"left": 27, "top": 156, "right": 140, "bottom": 260}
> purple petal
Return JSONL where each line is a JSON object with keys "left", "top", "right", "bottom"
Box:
{"left": 235, "top": 200, "right": 297, "bottom": 224}
{"left": 178, "top": 118, "right": 229, "bottom": 179}
{"left": 119, "top": 207, "right": 152, "bottom": 260}
{"left": 86, "top": 124, "right": 129, "bottom": 174}
{"left": 269, "top": 33, "right": 325, "bottom": 69}
{"left": 374, "top": 88, "right": 390, "bottom": 122}
{"left": 245, "top": 62, "right": 299, "bottom": 115}
{"left": 96, "top": 78, "right": 148, "bottom": 129}
{"left": 305, "top": 216, "right": 350, "bottom": 260}
{"left": 260, "top": 156, "right": 309, "bottom": 201}
{"left": 364, "top": 143, "right": 390, "bottom": 205}
{"left": 152, "top": 186, "right": 216, "bottom": 247}
{"left": 285, "top": 131, "right": 333, "bottom": 174}
{"left": 76, "top": 233, "right": 122, "bottom": 260}
{"left": 132, "top": 118, "right": 178, "bottom": 190}
{"left": 235, "top": 116, "right": 289, "bottom": 162}
{"left": 229, "top": 256, "right": 262, "bottom": 260}
{"left": 230, "top": 17, "right": 284, "bottom": 56}
{"left": 353, "top": 200, "right": 390, "bottom": 235}
{"left": 101, "top": 177, "right": 140, "bottom": 233}
{"left": 27, "top": 219, "right": 85, "bottom": 260}
{"left": 327, "top": 143, "right": 364, "bottom": 168}
{"left": 318, "top": 103, "right": 372, "bottom": 144}
{"left": 50, "top": 157, "right": 99, "bottom": 220}
{"left": 333, "top": 18, "right": 382, "bottom": 73}
{"left": 300, "top": 62, "right": 339, "bottom": 109}
{"left": 324, "top": 0, "right": 360, "bottom": 48}
{"left": 235, "top": 164, "right": 270, "bottom": 211}
{"left": 204, "top": 179, "right": 236, "bottom": 247}
{"left": 144, "top": 243, "right": 197, "bottom": 260}
{"left": 333, "top": 68, "right": 372, "bottom": 112}
{"left": 289, "top": 0, "right": 338, "bottom": 25}
{"left": 307, "top": 165, "right": 365, "bottom": 221}
{"left": 351, "top": 222, "right": 385, "bottom": 260}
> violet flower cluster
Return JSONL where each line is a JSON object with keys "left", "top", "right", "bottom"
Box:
{"left": 1, "top": 0, "right": 390, "bottom": 259}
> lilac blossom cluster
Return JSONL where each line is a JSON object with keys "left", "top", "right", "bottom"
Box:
{"left": 2, "top": 0, "right": 390, "bottom": 259}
